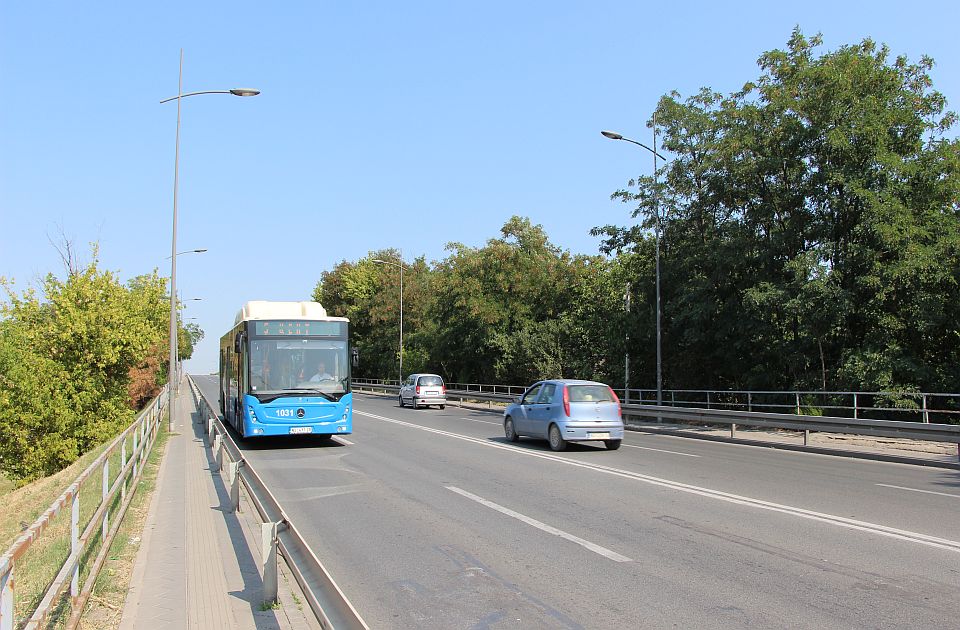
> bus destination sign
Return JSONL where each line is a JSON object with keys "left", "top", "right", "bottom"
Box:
{"left": 254, "top": 320, "right": 345, "bottom": 336}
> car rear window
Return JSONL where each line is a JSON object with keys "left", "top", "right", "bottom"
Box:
{"left": 418, "top": 375, "right": 443, "bottom": 386}
{"left": 567, "top": 385, "right": 614, "bottom": 402}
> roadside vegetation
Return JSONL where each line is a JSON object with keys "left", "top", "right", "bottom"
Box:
{"left": 0, "top": 243, "right": 202, "bottom": 483}
{"left": 317, "top": 30, "right": 960, "bottom": 402}
{"left": 80, "top": 423, "right": 171, "bottom": 630}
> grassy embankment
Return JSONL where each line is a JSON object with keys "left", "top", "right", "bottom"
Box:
{"left": 80, "top": 422, "right": 171, "bottom": 629}
{"left": 0, "top": 413, "right": 169, "bottom": 628}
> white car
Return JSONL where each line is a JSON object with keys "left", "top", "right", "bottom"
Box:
{"left": 399, "top": 373, "right": 446, "bottom": 409}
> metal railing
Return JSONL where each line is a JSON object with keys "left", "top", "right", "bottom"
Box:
{"left": 621, "top": 389, "right": 960, "bottom": 424}
{"left": 621, "top": 403, "right": 960, "bottom": 448}
{"left": 1, "top": 386, "right": 167, "bottom": 630}
{"left": 353, "top": 379, "right": 960, "bottom": 424}
{"left": 185, "top": 377, "right": 368, "bottom": 630}
{"left": 353, "top": 380, "right": 510, "bottom": 410}
{"left": 351, "top": 380, "right": 960, "bottom": 460}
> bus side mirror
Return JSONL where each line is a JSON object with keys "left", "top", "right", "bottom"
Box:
{"left": 234, "top": 331, "right": 244, "bottom": 353}
{"left": 351, "top": 348, "right": 359, "bottom": 368}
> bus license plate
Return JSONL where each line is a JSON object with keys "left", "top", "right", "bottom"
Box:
{"left": 289, "top": 426, "right": 313, "bottom": 434}
{"left": 588, "top": 432, "right": 610, "bottom": 439}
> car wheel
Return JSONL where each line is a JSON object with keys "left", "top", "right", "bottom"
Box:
{"left": 504, "top": 417, "right": 519, "bottom": 442}
{"left": 398, "top": 395, "right": 404, "bottom": 407}
{"left": 439, "top": 404, "right": 445, "bottom": 410}
{"left": 604, "top": 439, "right": 622, "bottom": 451}
{"left": 548, "top": 424, "right": 567, "bottom": 451}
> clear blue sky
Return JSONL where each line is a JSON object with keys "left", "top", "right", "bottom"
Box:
{"left": 2, "top": 1, "right": 957, "bottom": 374}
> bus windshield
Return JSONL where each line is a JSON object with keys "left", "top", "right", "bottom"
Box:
{"left": 248, "top": 338, "right": 349, "bottom": 394}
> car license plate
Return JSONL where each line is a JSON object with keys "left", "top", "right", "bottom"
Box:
{"left": 588, "top": 432, "right": 610, "bottom": 439}
{"left": 289, "top": 426, "right": 313, "bottom": 434}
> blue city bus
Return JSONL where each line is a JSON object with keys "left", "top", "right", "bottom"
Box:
{"left": 219, "top": 301, "right": 354, "bottom": 439}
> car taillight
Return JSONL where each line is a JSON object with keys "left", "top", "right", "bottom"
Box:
{"left": 562, "top": 385, "right": 570, "bottom": 417}
{"left": 416, "top": 385, "right": 421, "bottom": 395}
{"left": 609, "top": 387, "right": 622, "bottom": 417}
{"left": 441, "top": 385, "right": 446, "bottom": 394}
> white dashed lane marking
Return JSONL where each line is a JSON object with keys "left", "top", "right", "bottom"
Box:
{"left": 446, "top": 486, "right": 632, "bottom": 562}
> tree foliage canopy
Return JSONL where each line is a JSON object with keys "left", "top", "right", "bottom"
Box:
{"left": 319, "top": 30, "right": 959, "bottom": 403}
{"left": 0, "top": 248, "right": 194, "bottom": 481}
{"left": 596, "top": 29, "right": 960, "bottom": 393}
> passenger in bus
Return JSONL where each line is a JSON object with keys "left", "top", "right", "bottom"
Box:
{"left": 309, "top": 361, "right": 333, "bottom": 382}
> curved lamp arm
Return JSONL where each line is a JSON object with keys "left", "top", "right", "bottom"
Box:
{"left": 161, "top": 88, "right": 260, "bottom": 104}
{"left": 372, "top": 258, "right": 408, "bottom": 270}
{"left": 601, "top": 130, "right": 667, "bottom": 161}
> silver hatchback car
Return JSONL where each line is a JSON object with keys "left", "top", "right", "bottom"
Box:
{"left": 503, "top": 380, "right": 624, "bottom": 451}
{"left": 399, "top": 373, "right": 447, "bottom": 409}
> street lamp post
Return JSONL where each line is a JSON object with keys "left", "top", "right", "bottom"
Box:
{"left": 372, "top": 258, "right": 407, "bottom": 384}
{"left": 624, "top": 282, "right": 631, "bottom": 404}
{"left": 167, "top": 260, "right": 205, "bottom": 397}
{"left": 162, "top": 48, "right": 258, "bottom": 429}
{"left": 602, "top": 113, "right": 667, "bottom": 406}
{"left": 175, "top": 295, "right": 203, "bottom": 381}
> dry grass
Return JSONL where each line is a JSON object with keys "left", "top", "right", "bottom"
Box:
{"left": 0, "top": 471, "right": 15, "bottom": 497}
{"left": 1, "top": 441, "right": 111, "bottom": 552}
{"left": 2, "top": 413, "right": 165, "bottom": 628}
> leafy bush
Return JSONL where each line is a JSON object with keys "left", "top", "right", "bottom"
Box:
{"left": 0, "top": 251, "right": 178, "bottom": 481}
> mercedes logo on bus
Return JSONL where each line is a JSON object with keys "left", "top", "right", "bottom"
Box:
{"left": 296, "top": 408, "right": 305, "bottom": 418}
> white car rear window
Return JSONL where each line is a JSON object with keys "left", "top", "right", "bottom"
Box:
{"left": 567, "top": 385, "right": 614, "bottom": 402}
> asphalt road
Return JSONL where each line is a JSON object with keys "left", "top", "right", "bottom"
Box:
{"left": 192, "top": 375, "right": 960, "bottom": 629}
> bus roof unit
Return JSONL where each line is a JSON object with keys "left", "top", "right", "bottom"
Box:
{"left": 235, "top": 300, "right": 346, "bottom": 324}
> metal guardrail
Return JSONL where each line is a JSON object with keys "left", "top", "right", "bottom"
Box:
{"left": 621, "top": 404, "right": 960, "bottom": 449}
{"left": 1, "top": 386, "right": 168, "bottom": 630}
{"left": 352, "top": 381, "right": 510, "bottom": 410}
{"left": 624, "top": 389, "right": 960, "bottom": 424}
{"left": 352, "top": 380, "right": 960, "bottom": 459}
{"left": 354, "top": 379, "right": 960, "bottom": 424}
{"left": 185, "top": 377, "right": 368, "bottom": 630}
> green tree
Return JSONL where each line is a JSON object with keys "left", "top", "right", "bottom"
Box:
{"left": 314, "top": 251, "right": 434, "bottom": 381}
{"left": 599, "top": 29, "right": 960, "bottom": 393}
{"left": 0, "top": 252, "right": 172, "bottom": 480}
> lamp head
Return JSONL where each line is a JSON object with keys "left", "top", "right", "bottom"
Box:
{"left": 229, "top": 88, "right": 260, "bottom": 97}
{"left": 601, "top": 130, "right": 623, "bottom": 140}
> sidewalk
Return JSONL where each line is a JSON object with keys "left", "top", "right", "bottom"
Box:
{"left": 118, "top": 385, "right": 310, "bottom": 630}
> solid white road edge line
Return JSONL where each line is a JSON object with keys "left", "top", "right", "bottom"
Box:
{"left": 621, "top": 444, "right": 700, "bottom": 457}
{"left": 876, "top": 483, "right": 960, "bottom": 499}
{"left": 356, "top": 410, "right": 960, "bottom": 554}
{"left": 446, "top": 486, "right": 633, "bottom": 562}
{"left": 459, "top": 417, "right": 499, "bottom": 425}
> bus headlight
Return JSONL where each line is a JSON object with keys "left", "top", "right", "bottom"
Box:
{"left": 248, "top": 407, "right": 259, "bottom": 422}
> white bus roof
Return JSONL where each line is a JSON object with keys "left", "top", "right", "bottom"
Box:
{"left": 235, "top": 301, "right": 348, "bottom": 325}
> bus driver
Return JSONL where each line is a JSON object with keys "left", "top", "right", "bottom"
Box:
{"left": 309, "top": 361, "right": 333, "bottom": 382}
